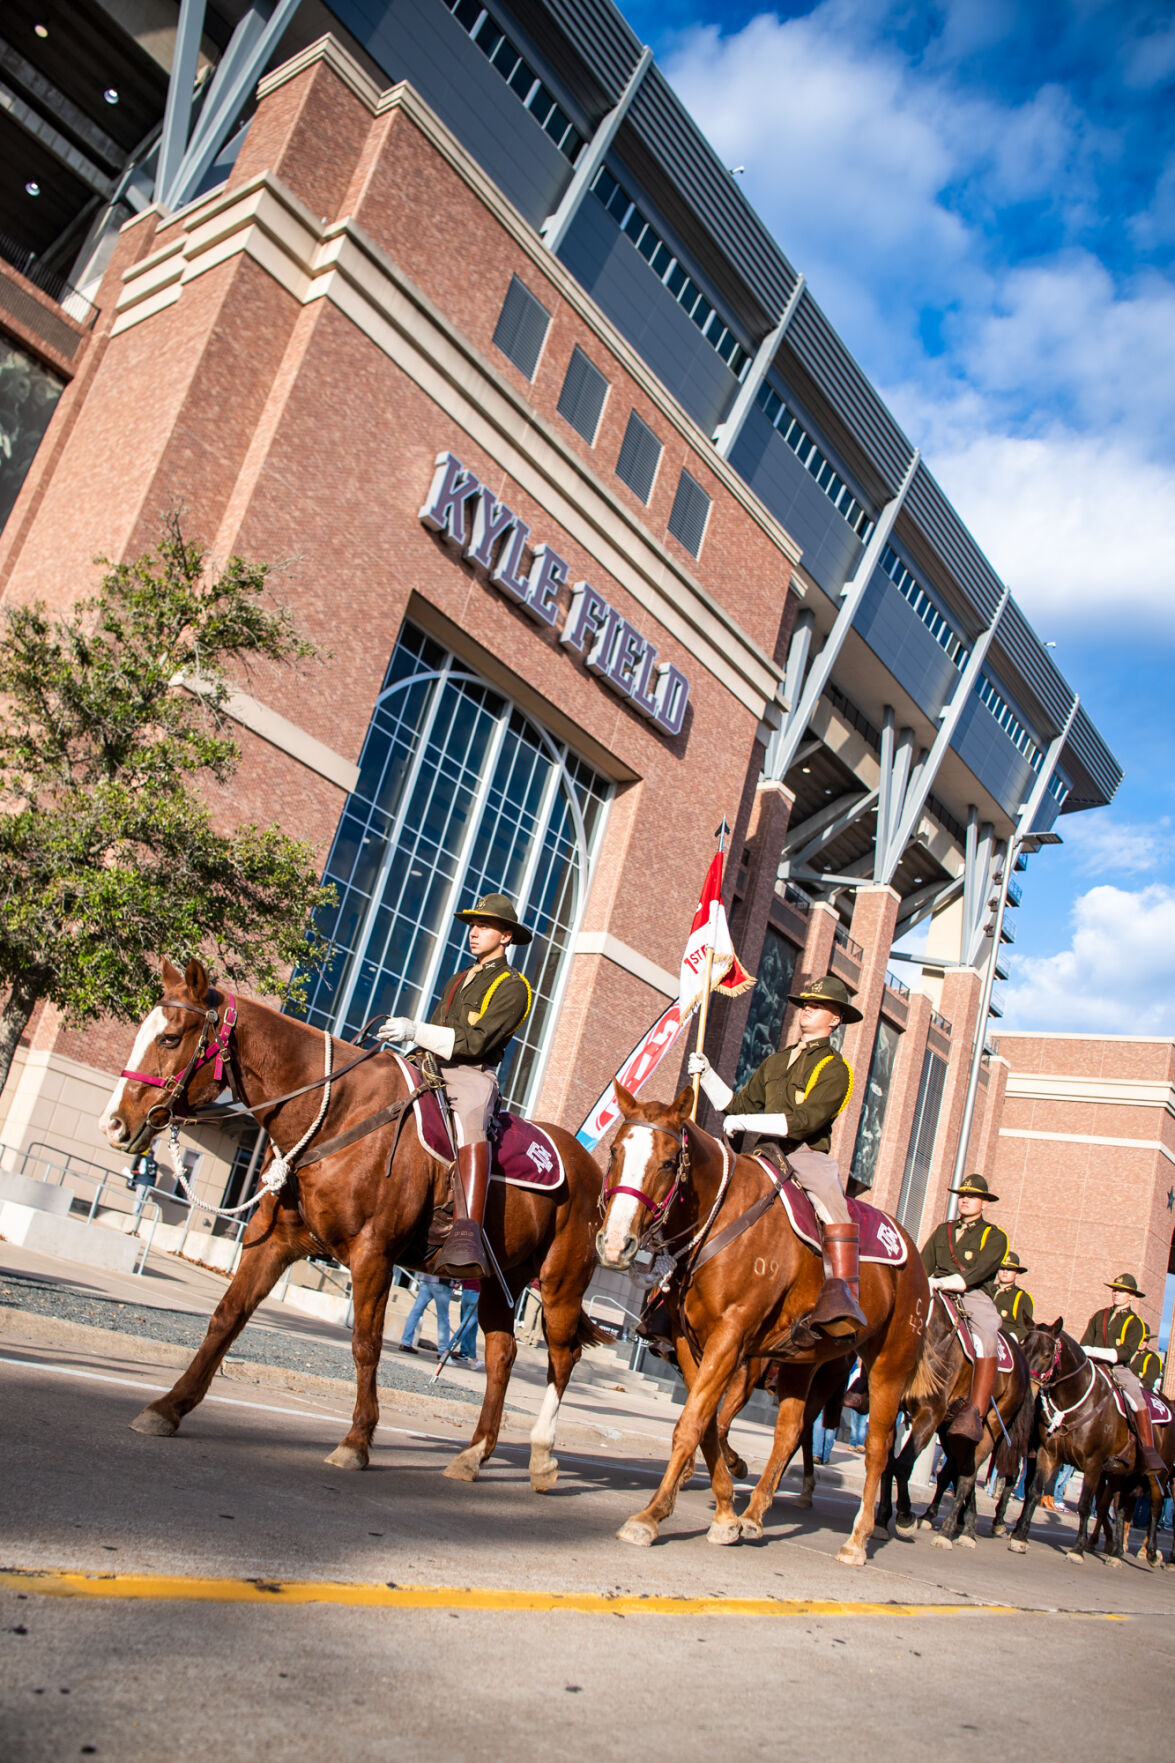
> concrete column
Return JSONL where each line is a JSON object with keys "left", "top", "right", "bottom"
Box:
{"left": 970, "top": 1050, "right": 1009, "bottom": 1184}
{"left": 921, "top": 965, "right": 985, "bottom": 1229}
{"left": 831, "top": 884, "right": 901, "bottom": 1170}
{"left": 869, "top": 991, "right": 932, "bottom": 1215}
{"left": 778, "top": 902, "right": 841, "bottom": 1048}
{"left": 712, "top": 781, "right": 795, "bottom": 1079}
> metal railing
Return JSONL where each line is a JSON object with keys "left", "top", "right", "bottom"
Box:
{"left": 0, "top": 231, "right": 96, "bottom": 324}
{"left": 833, "top": 923, "right": 863, "bottom": 959}
{"left": 930, "top": 1009, "right": 952, "bottom": 1036}
{"left": 884, "top": 969, "right": 910, "bottom": 1000}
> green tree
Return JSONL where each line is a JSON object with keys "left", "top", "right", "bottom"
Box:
{"left": 0, "top": 516, "right": 335, "bottom": 1095}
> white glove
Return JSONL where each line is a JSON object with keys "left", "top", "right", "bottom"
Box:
{"left": 410, "top": 1021, "right": 455, "bottom": 1060}
{"left": 1085, "top": 1345, "right": 1117, "bottom": 1364}
{"left": 929, "top": 1274, "right": 966, "bottom": 1292}
{"left": 687, "top": 1052, "right": 733, "bottom": 1111}
{"left": 376, "top": 1016, "right": 416, "bottom": 1043}
{"left": 722, "top": 1112, "right": 790, "bottom": 1137}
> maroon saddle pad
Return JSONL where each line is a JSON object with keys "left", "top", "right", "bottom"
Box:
{"left": 935, "top": 1294, "right": 1016, "bottom": 1375}
{"left": 1144, "top": 1387, "right": 1172, "bottom": 1426}
{"left": 751, "top": 1157, "right": 907, "bottom": 1266}
{"left": 388, "top": 1053, "right": 565, "bottom": 1192}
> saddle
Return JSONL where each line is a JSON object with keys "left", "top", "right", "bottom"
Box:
{"left": 384, "top": 1051, "right": 566, "bottom": 1192}
{"left": 1104, "top": 1373, "right": 1172, "bottom": 1428}
{"left": 750, "top": 1155, "right": 907, "bottom": 1265}
{"left": 935, "top": 1292, "right": 1016, "bottom": 1375}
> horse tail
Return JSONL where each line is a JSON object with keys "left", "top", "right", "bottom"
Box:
{"left": 906, "top": 1330, "right": 954, "bottom": 1405}
{"left": 996, "top": 1374, "right": 1037, "bottom": 1480}
{"left": 536, "top": 1304, "right": 612, "bottom": 1352}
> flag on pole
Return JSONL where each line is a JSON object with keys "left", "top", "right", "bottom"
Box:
{"left": 575, "top": 834, "right": 754, "bottom": 1150}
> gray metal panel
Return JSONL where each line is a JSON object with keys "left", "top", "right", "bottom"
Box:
{"left": 951, "top": 691, "right": 1037, "bottom": 819}
{"left": 729, "top": 406, "right": 864, "bottom": 597}
{"left": 784, "top": 290, "right": 913, "bottom": 493}
{"left": 1062, "top": 703, "right": 1123, "bottom": 809}
{"left": 556, "top": 195, "right": 739, "bottom": 431}
{"left": 519, "top": 0, "right": 641, "bottom": 100}
{"left": 993, "top": 598, "right": 1074, "bottom": 729}
{"left": 625, "top": 65, "right": 796, "bottom": 321}
{"left": 334, "top": 0, "right": 572, "bottom": 227}
{"left": 903, "top": 459, "right": 1005, "bottom": 623}
{"left": 854, "top": 573, "right": 963, "bottom": 723}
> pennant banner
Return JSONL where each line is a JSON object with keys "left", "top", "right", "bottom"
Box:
{"left": 575, "top": 998, "right": 689, "bottom": 1151}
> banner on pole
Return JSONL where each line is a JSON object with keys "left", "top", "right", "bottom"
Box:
{"left": 575, "top": 998, "right": 687, "bottom": 1150}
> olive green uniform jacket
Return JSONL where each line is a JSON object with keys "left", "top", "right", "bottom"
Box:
{"left": 921, "top": 1215, "right": 1009, "bottom": 1298}
{"left": 1080, "top": 1306, "right": 1147, "bottom": 1365}
{"left": 428, "top": 957, "right": 530, "bottom": 1069}
{"left": 1130, "top": 1347, "right": 1163, "bottom": 1392}
{"left": 729, "top": 1037, "right": 851, "bottom": 1154}
{"left": 995, "top": 1283, "right": 1035, "bottom": 1340}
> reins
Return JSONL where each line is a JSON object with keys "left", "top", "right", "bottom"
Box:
{"left": 1031, "top": 1333, "right": 1101, "bottom": 1434}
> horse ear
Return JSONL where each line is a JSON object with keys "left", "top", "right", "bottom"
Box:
{"left": 1051, "top": 1316, "right": 1064, "bottom": 1334}
{"left": 160, "top": 957, "right": 183, "bottom": 990}
{"left": 184, "top": 957, "right": 210, "bottom": 999}
{"left": 670, "top": 1085, "right": 694, "bottom": 1125}
{"left": 612, "top": 1079, "right": 638, "bottom": 1119}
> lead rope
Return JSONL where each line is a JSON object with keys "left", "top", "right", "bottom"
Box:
{"left": 167, "top": 1032, "right": 334, "bottom": 1220}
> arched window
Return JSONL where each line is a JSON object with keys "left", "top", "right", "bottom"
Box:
{"left": 298, "top": 623, "right": 610, "bottom": 1111}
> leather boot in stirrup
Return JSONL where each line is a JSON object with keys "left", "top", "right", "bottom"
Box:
{"left": 435, "top": 1142, "right": 491, "bottom": 1278}
{"left": 949, "top": 1351, "right": 997, "bottom": 1442}
{"left": 1132, "top": 1403, "right": 1168, "bottom": 1481}
{"left": 803, "top": 1221, "right": 867, "bottom": 1342}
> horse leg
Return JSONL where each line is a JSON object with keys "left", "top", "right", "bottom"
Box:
{"left": 525, "top": 1277, "right": 594, "bottom": 1494}
{"left": 1008, "top": 1446, "right": 1053, "bottom": 1554}
{"left": 892, "top": 1413, "right": 936, "bottom": 1534}
{"left": 1066, "top": 1458, "right": 1103, "bottom": 1561}
{"left": 698, "top": 1413, "right": 742, "bottom": 1546}
{"left": 617, "top": 1329, "right": 744, "bottom": 1548}
{"left": 739, "top": 1387, "right": 810, "bottom": 1540}
{"left": 443, "top": 1280, "right": 519, "bottom": 1483}
{"left": 324, "top": 1246, "right": 393, "bottom": 1470}
{"left": 794, "top": 1419, "right": 817, "bottom": 1509}
{"left": 716, "top": 1361, "right": 754, "bottom": 1481}
{"left": 129, "top": 1198, "right": 302, "bottom": 1436}
{"left": 838, "top": 1350, "right": 909, "bottom": 1567}
{"left": 921, "top": 1456, "right": 953, "bottom": 1531}
{"left": 991, "top": 1474, "right": 1010, "bottom": 1537}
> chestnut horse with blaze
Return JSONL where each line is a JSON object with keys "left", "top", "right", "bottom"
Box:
{"left": 597, "top": 1083, "right": 929, "bottom": 1564}
{"left": 98, "top": 959, "right": 605, "bottom": 1490}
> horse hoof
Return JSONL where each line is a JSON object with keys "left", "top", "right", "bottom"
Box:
{"left": 991, "top": 1522, "right": 1006, "bottom": 1538}
{"left": 836, "top": 1542, "right": 867, "bottom": 1567}
{"left": 956, "top": 1534, "right": 977, "bottom": 1551}
{"left": 1064, "top": 1550, "right": 1085, "bottom": 1564}
{"left": 917, "top": 1517, "right": 935, "bottom": 1531}
{"left": 931, "top": 1535, "right": 953, "bottom": 1551}
{"left": 791, "top": 1494, "right": 813, "bottom": 1511}
{"left": 894, "top": 1515, "right": 915, "bottom": 1534}
{"left": 1105, "top": 1555, "right": 1123, "bottom": 1571}
{"left": 707, "top": 1520, "right": 741, "bottom": 1547}
{"left": 871, "top": 1524, "right": 890, "bottom": 1542}
{"left": 443, "top": 1443, "right": 487, "bottom": 1482}
{"left": 130, "top": 1406, "right": 177, "bottom": 1437}
{"left": 529, "top": 1457, "right": 559, "bottom": 1494}
{"left": 1007, "top": 1539, "right": 1028, "bottom": 1555}
{"left": 739, "top": 1516, "right": 764, "bottom": 1541}
{"left": 728, "top": 1455, "right": 748, "bottom": 1480}
{"left": 617, "top": 1519, "right": 657, "bottom": 1548}
{"left": 324, "top": 1444, "right": 368, "bottom": 1470}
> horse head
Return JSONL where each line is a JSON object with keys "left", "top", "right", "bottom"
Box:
{"left": 594, "top": 1079, "right": 695, "bottom": 1269}
{"left": 98, "top": 957, "right": 233, "bottom": 1154}
{"left": 1020, "top": 1315, "right": 1069, "bottom": 1386}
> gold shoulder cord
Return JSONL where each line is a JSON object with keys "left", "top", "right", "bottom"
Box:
{"left": 470, "top": 969, "right": 533, "bottom": 1025}
{"left": 802, "top": 1054, "right": 854, "bottom": 1119}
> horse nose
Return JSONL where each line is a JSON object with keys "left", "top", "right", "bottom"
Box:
{"left": 101, "top": 1110, "right": 127, "bottom": 1145}
{"left": 595, "top": 1227, "right": 638, "bottom": 1268}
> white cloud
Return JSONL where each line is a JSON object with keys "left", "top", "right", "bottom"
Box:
{"left": 999, "top": 883, "right": 1175, "bottom": 1034}
{"left": 1062, "top": 815, "right": 1175, "bottom": 876}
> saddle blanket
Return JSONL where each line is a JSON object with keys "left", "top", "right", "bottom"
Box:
{"left": 388, "top": 1053, "right": 566, "bottom": 1192}
{"left": 751, "top": 1157, "right": 907, "bottom": 1266}
{"left": 937, "top": 1294, "right": 1016, "bottom": 1375}
{"left": 1106, "top": 1377, "right": 1172, "bottom": 1427}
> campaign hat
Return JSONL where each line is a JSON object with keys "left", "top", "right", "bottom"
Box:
{"left": 453, "top": 892, "right": 533, "bottom": 946}
{"left": 1106, "top": 1272, "right": 1144, "bottom": 1297}
{"left": 787, "top": 974, "right": 863, "bottom": 1025}
{"left": 949, "top": 1173, "right": 999, "bottom": 1202}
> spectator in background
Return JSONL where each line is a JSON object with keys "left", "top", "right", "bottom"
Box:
{"left": 398, "top": 1273, "right": 452, "bottom": 1357}
{"left": 452, "top": 1280, "right": 482, "bottom": 1368}
{"left": 126, "top": 1142, "right": 159, "bottom": 1222}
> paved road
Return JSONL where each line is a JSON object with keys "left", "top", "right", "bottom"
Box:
{"left": 2, "top": 1333, "right": 1173, "bottom": 1762}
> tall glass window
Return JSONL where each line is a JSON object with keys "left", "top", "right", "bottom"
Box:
{"left": 298, "top": 623, "right": 610, "bottom": 1109}
{"left": 734, "top": 927, "right": 799, "bottom": 1091}
{"left": 896, "top": 1048, "right": 947, "bottom": 1236}
{"left": 849, "top": 1018, "right": 901, "bottom": 1192}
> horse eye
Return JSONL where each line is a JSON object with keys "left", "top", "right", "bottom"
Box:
{"left": 158, "top": 1034, "right": 181, "bottom": 1049}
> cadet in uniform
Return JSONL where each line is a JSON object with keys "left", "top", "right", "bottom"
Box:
{"left": 1081, "top": 1272, "right": 1165, "bottom": 1476}
{"left": 921, "top": 1175, "right": 1008, "bottom": 1442}
{"left": 690, "top": 974, "right": 866, "bottom": 1345}
{"left": 1131, "top": 1329, "right": 1164, "bottom": 1394}
{"left": 994, "top": 1247, "right": 1034, "bottom": 1341}
{"left": 378, "top": 893, "right": 532, "bottom": 1278}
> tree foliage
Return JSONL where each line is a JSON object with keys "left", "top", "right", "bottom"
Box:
{"left": 0, "top": 516, "right": 335, "bottom": 1090}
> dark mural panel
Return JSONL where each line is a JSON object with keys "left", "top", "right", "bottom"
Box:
{"left": 850, "top": 1016, "right": 901, "bottom": 1193}
{"left": 734, "top": 925, "right": 799, "bottom": 1091}
{"left": 0, "top": 341, "right": 63, "bottom": 531}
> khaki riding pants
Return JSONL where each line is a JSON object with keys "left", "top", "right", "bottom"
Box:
{"left": 785, "top": 1147, "right": 851, "bottom": 1226}
{"left": 438, "top": 1061, "right": 498, "bottom": 1149}
{"left": 1112, "top": 1363, "right": 1147, "bottom": 1413}
{"left": 960, "top": 1288, "right": 1002, "bottom": 1357}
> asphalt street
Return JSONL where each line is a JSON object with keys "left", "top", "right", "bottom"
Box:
{"left": 2, "top": 1327, "right": 1173, "bottom": 1763}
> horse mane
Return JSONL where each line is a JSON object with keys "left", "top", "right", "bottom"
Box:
{"left": 995, "top": 1373, "right": 1037, "bottom": 1480}
{"left": 905, "top": 1323, "right": 955, "bottom": 1404}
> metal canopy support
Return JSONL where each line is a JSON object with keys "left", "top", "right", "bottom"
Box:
{"left": 154, "top": 0, "right": 206, "bottom": 205}
{"left": 873, "top": 707, "right": 916, "bottom": 882}
{"left": 713, "top": 275, "right": 805, "bottom": 459}
{"left": 894, "top": 873, "right": 965, "bottom": 939}
{"left": 541, "top": 45, "right": 653, "bottom": 253}
{"left": 779, "top": 787, "right": 878, "bottom": 873}
{"left": 948, "top": 694, "right": 1080, "bottom": 1200}
{"left": 874, "top": 585, "right": 1009, "bottom": 885}
{"left": 159, "top": 0, "right": 304, "bottom": 212}
{"left": 960, "top": 807, "right": 996, "bottom": 968}
{"left": 764, "top": 448, "right": 920, "bottom": 785}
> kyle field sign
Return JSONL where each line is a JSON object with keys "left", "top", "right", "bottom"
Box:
{"left": 420, "top": 452, "right": 690, "bottom": 738}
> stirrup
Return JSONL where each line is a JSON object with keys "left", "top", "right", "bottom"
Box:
{"left": 434, "top": 1218, "right": 490, "bottom": 1278}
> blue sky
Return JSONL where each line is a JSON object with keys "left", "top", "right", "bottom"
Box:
{"left": 621, "top": 0, "right": 1175, "bottom": 1039}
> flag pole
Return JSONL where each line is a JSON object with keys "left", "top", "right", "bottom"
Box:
{"left": 690, "top": 819, "right": 728, "bottom": 1121}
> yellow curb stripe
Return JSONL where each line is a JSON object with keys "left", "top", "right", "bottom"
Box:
{"left": 0, "top": 1569, "right": 1123, "bottom": 1619}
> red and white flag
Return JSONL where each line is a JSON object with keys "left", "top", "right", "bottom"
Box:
{"left": 677, "top": 850, "right": 754, "bottom": 1019}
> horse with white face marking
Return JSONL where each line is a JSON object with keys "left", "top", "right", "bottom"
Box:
{"left": 596, "top": 1081, "right": 928, "bottom": 1564}
{"left": 99, "top": 957, "right": 607, "bottom": 1493}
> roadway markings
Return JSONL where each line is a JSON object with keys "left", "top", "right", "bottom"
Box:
{"left": 0, "top": 1567, "right": 1111, "bottom": 1619}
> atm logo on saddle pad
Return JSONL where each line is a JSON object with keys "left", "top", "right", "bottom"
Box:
{"left": 420, "top": 452, "right": 690, "bottom": 738}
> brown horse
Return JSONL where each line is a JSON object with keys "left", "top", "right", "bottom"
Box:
{"left": 717, "top": 1354, "right": 854, "bottom": 1508}
{"left": 874, "top": 1295, "right": 1034, "bottom": 1549}
{"left": 1006, "top": 1319, "right": 1163, "bottom": 1562}
{"left": 98, "top": 958, "right": 606, "bottom": 1490}
{"left": 595, "top": 1083, "right": 928, "bottom": 1565}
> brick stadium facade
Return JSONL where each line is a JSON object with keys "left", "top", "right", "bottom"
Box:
{"left": 0, "top": 15, "right": 1162, "bottom": 1349}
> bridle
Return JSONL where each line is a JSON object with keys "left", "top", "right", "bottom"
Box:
{"left": 601, "top": 1125, "right": 688, "bottom": 1247}
{"left": 121, "top": 993, "right": 239, "bottom": 1131}
{"left": 1030, "top": 1330, "right": 1099, "bottom": 1433}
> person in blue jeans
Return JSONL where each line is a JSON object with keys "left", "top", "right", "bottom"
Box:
{"left": 398, "top": 1274, "right": 452, "bottom": 1356}
{"left": 452, "top": 1280, "right": 481, "bottom": 1365}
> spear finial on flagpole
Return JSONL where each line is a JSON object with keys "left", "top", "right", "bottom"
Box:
{"left": 691, "top": 820, "right": 729, "bottom": 1120}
